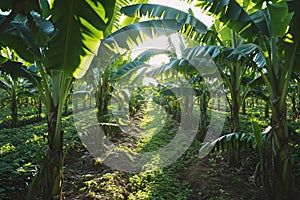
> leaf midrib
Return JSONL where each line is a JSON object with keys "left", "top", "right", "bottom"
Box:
{"left": 63, "top": 0, "right": 75, "bottom": 71}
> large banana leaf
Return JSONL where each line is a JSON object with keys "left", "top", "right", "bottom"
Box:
{"left": 121, "top": 4, "right": 209, "bottom": 38}
{"left": 0, "top": 55, "right": 41, "bottom": 87}
{"left": 118, "top": 46, "right": 219, "bottom": 78}
{"left": 199, "top": 128, "right": 271, "bottom": 155}
{"left": 184, "top": 43, "right": 266, "bottom": 68}
{"left": 106, "top": 0, "right": 148, "bottom": 34}
{"left": 197, "top": 0, "right": 298, "bottom": 72}
{"left": 0, "top": 0, "right": 50, "bottom": 31}
{"left": 0, "top": 11, "right": 55, "bottom": 62}
{"left": 0, "top": 16, "right": 39, "bottom": 62}
{"left": 267, "top": 1, "right": 293, "bottom": 37}
{"left": 118, "top": 42, "right": 265, "bottom": 80}
{"left": 227, "top": 43, "right": 266, "bottom": 67}
{"left": 282, "top": 0, "right": 300, "bottom": 72}
{"left": 46, "top": 0, "right": 116, "bottom": 78}
{"left": 27, "top": 11, "right": 55, "bottom": 47}
{"left": 197, "top": 0, "right": 292, "bottom": 39}
{"left": 134, "top": 49, "right": 173, "bottom": 62}
{"left": 111, "top": 60, "right": 150, "bottom": 81}
{"left": 110, "top": 48, "right": 173, "bottom": 82}
{"left": 197, "top": 0, "right": 260, "bottom": 39}
{"left": 97, "top": 19, "right": 186, "bottom": 69}
{"left": 0, "top": 0, "right": 49, "bottom": 15}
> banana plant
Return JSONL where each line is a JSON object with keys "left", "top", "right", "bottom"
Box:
{"left": 0, "top": 0, "right": 116, "bottom": 199}
{"left": 199, "top": 116, "right": 272, "bottom": 196}
{"left": 0, "top": 52, "right": 42, "bottom": 127}
{"left": 196, "top": 0, "right": 300, "bottom": 199}
{"left": 0, "top": 72, "right": 18, "bottom": 127}
{"left": 180, "top": 42, "right": 265, "bottom": 167}
{"left": 251, "top": 115, "right": 272, "bottom": 198}
{"left": 94, "top": 0, "right": 149, "bottom": 122}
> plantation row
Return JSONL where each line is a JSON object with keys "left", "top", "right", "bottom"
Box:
{"left": 1, "top": 0, "right": 300, "bottom": 199}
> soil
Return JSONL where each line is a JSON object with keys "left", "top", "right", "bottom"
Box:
{"left": 63, "top": 144, "right": 266, "bottom": 200}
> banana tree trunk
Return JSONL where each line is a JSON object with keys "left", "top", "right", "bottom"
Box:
{"left": 11, "top": 87, "right": 18, "bottom": 128}
{"left": 198, "top": 93, "right": 207, "bottom": 141}
{"left": 229, "top": 31, "right": 241, "bottom": 133}
{"left": 230, "top": 101, "right": 240, "bottom": 132}
{"left": 28, "top": 72, "right": 72, "bottom": 200}
{"left": 183, "top": 95, "right": 193, "bottom": 130}
{"left": 42, "top": 105, "right": 64, "bottom": 200}
{"left": 264, "top": 102, "right": 269, "bottom": 119}
{"left": 37, "top": 98, "right": 42, "bottom": 120}
{"left": 97, "top": 77, "right": 110, "bottom": 121}
{"left": 270, "top": 100, "right": 294, "bottom": 200}
{"left": 228, "top": 88, "right": 241, "bottom": 167}
{"left": 297, "top": 82, "right": 300, "bottom": 117}
{"left": 242, "top": 99, "right": 246, "bottom": 115}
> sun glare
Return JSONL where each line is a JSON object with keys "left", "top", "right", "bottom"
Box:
{"left": 129, "top": 0, "right": 214, "bottom": 65}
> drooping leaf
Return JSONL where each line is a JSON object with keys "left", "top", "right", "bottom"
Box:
{"left": 111, "top": 60, "right": 150, "bottom": 81}
{"left": 243, "top": 89, "right": 268, "bottom": 102}
{"left": 196, "top": 0, "right": 267, "bottom": 39}
{"left": 134, "top": 49, "right": 172, "bottom": 62}
{"left": 284, "top": 0, "right": 300, "bottom": 72}
{"left": 27, "top": 11, "right": 55, "bottom": 47}
{"left": 146, "top": 58, "right": 198, "bottom": 77}
{"left": 212, "top": 18, "right": 232, "bottom": 42}
{"left": 0, "top": 55, "right": 41, "bottom": 87}
{"left": 227, "top": 43, "right": 266, "bottom": 67}
{"left": 0, "top": 11, "right": 56, "bottom": 62}
{"left": 146, "top": 62, "right": 174, "bottom": 77}
{"left": 251, "top": 115, "right": 262, "bottom": 149}
{"left": 185, "top": 45, "right": 222, "bottom": 59}
{"left": 0, "top": 15, "right": 40, "bottom": 62}
{"left": 121, "top": 4, "right": 209, "bottom": 38}
{"left": 268, "top": 1, "right": 293, "bottom": 37}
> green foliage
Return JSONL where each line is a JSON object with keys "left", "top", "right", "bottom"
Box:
{"left": 0, "top": 121, "right": 47, "bottom": 199}
{"left": 128, "top": 170, "right": 192, "bottom": 200}
{"left": 1, "top": 1, "right": 300, "bottom": 199}
{"left": 80, "top": 169, "right": 192, "bottom": 199}
{"left": 200, "top": 116, "right": 271, "bottom": 153}
{"left": 0, "top": 106, "right": 45, "bottom": 128}
{"left": 0, "top": 105, "right": 79, "bottom": 199}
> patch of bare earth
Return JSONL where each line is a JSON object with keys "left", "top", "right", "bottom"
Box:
{"left": 180, "top": 153, "right": 265, "bottom": 200}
